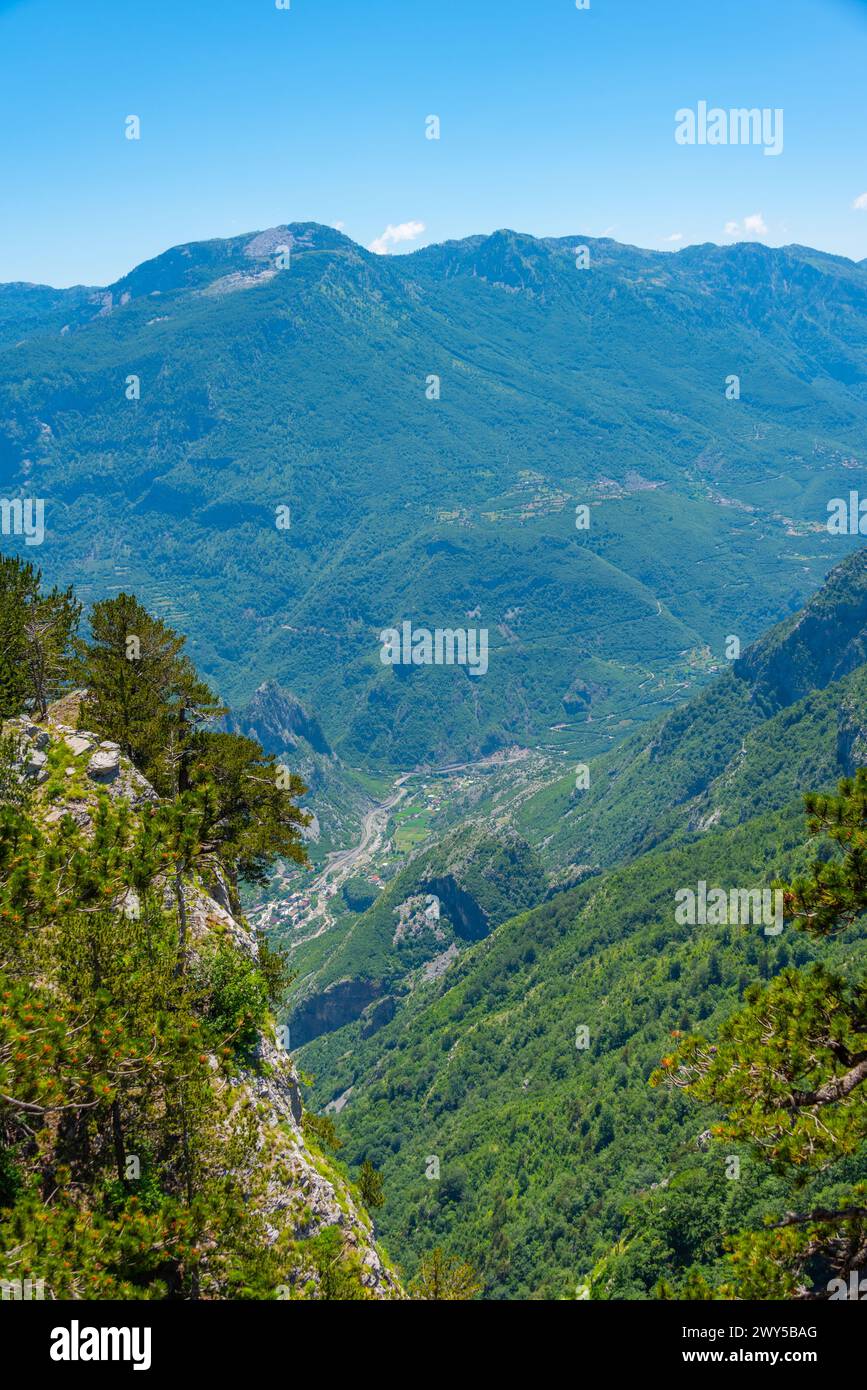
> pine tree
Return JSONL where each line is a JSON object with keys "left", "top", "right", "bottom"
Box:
{"left": 0, "top": 555, "right": 79, "bottom": 718}
{"left": 77, "top": 594, "right": 224, "bottom": 794}
{"left": 358, "top": 1158, "right": 385, "bottom": 1210}
{"left": 188, "top": 731, "right": 308, "bottom": 887}
{"left": 24, "top": 582, "right": 81, "bottom": 718}
{"left": 409, "top": 1247, "right": 483, "bottom": 1300}
{"left": 0, "top": 554, "right": 32, "bottom": 717}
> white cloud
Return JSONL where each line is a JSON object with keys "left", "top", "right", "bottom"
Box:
{"left": 368, "top": 220, "right": 426, "bottom": 255}
{"left": 724, "top": 214, "right": 768, "bottom": 239}
{"left": 853, "top": 192, "right": 867, "bottom": 211}
{"left": 665, "top": 232, "right": 683, "bottom": 243}
{"left": 743, "top": 212, "right": 768, "bottom": 236}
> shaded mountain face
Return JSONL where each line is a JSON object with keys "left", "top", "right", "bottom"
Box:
{"left": 1, "top": 223, "right": 865, "bottom": 766}
{"left": 287, "top": 824, "right": 547, "bottom": 1045}
{"left": 734, "top": 548, "right": 867, "bottom": 711}
{"left": 227, "top": 679, "right": 331, "bottom": 756}
{"left": 296, "top": 553, "right": 867, "bottom": 1298}
{"left": 517, "top": 549, "right": 867, "bottom": 872}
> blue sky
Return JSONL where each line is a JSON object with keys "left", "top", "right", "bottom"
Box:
{"left": 1, "top": 0, "right": 866, "bottom": 286}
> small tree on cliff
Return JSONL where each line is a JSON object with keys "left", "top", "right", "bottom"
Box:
{"left": 358, "top": 1158, "right": 385, "bottom": 1210}
{"left": 0, "top": 555, "right": 80, "bottom": 719}
{"left": 77, "top": 593, "right": 223, "bottom": 795}
{"left": 409, "top": 1248, "right": 483, "bottom": 1300}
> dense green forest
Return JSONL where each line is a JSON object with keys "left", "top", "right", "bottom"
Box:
{"left": 5, "top": 548, "right": 867, "bottom": 1301}
{"left": 5, "top": 218, "right": 867, "bottom": 1303}
{"left": 0, "top": 553, "right": 405, "bottom": 1299}
{"left": 299, "top": 553, "right": 867, "bottom": 1299}
{"left": 5, "top": 551, "right": 867, "bottom": 1304}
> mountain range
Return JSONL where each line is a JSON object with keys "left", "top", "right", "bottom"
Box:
{"left": 2, "top": 222, "right": 865, "bottom": 770}
{"left": 4, "top": 221, "right": 867, "bottom": 1300}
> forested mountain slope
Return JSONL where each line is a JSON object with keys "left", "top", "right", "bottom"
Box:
{"left": 2, "top": 225, "right": 865, "bottom": 767}
{"left": 516, "top": 549, "right": 867, "bottom": 869}
{"left": 289, "top": 824, "right": 547, "bottom": 1045}
{"left": 299, "top": 554, "right": 867, "bottom": 1298}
